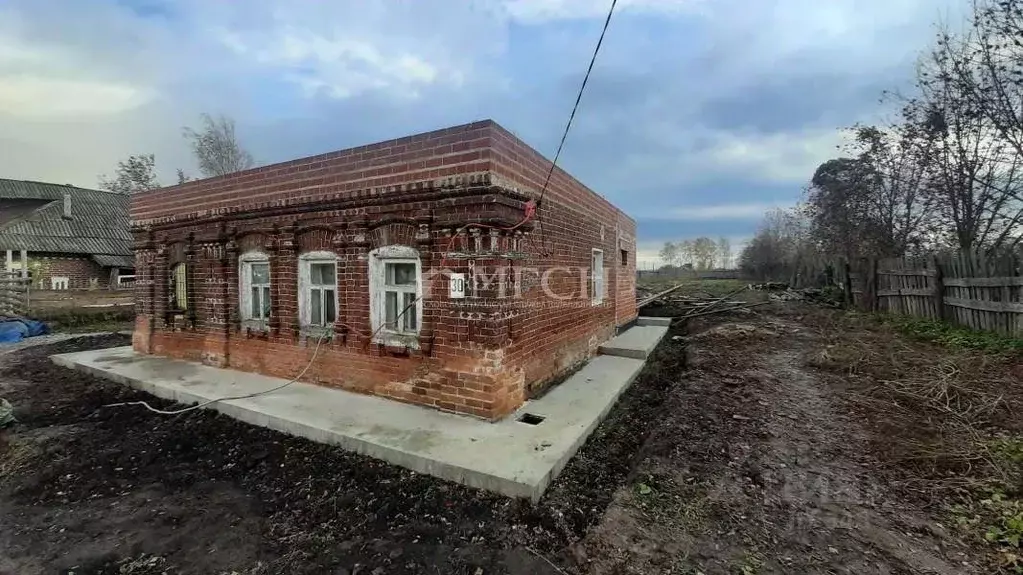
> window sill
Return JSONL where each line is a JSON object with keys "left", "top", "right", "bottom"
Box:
{"left": 299, "top": 326, "right": 336, "bottom": 342}
{"left": 240, "top": 320, "right": 271, "bottom": 332}
{"left": 372, "top": 331, "right": 421, "bottom": 350}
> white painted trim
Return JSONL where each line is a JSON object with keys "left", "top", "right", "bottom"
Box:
{"left": 239, "top": 251, "right": 270, "bottom": 326}
{"left": 591, "top": 248, "right": 605, "bottom": 305}
{"left": 297, "top": 251, "right": 339, "bottom": 329}
{"left": 368, "top": 245, "right": 422, "bottom": 348}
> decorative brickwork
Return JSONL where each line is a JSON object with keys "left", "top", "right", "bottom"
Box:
{"left": 131, "top": 120, "right": 637, "bottom": 420}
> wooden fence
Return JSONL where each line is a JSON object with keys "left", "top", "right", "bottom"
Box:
{"left": 0, "top": 272, "right": 31, "bottom": 316}
{"left": 847, "top": 250, "right": 1023, "bottom": 336}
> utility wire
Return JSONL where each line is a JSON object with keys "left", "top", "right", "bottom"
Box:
{"left": 535, "top": 0, "right": 619, "bottom": 255}
{"left": 102, "top": 328, "right": 329, "bottom": 415}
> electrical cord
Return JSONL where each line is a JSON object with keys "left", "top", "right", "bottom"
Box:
{"left": 101, "top": 327, "right": 329, "bottom": 415}
{"left": 104, "top": 202, "right": 536, "bottom": 415}
{"left": 536, "top": 0, "right": 618, "bottom": 256}
{"left": 104, "top": 148, "right": 538, "bottom": 415}
{"left": 365, "top": 200, "right": 537, "bottom": 344}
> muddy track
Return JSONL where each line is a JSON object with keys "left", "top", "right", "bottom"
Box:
{"left": 582, "top": 313, "right": 984, "bottom": 574}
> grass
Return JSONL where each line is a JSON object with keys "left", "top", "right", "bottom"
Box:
{"left": 803, "top": 308, "right": 1023, "bottom": 572}
{"left": 881, "top": 315, "right": 1023, "bottom": 355}
{"left": 637, "top": 277, "right": 750, "bottom": 299}
{"left": 28, "top": 308, "right": 134, "bottom": 334}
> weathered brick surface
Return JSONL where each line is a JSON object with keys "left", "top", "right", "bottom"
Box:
{"left": 132, "top": 120, "right": 636, "bottom": 420}
{"left": 4, "top": 254, "right": 110, "bottom": 290}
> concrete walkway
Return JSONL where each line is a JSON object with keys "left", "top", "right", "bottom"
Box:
{"left": 51, "top": 321, "right": 668, "bottom": 500}
{"left": 599, "top": 324, "right": 668, "bottom": 359}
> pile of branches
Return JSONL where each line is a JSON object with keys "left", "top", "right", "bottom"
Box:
{"left": 640, "top": 285, "right": 770, "bottom": 320}
{"left": 806, "top": 313, "right": 1022, "bottom": 495}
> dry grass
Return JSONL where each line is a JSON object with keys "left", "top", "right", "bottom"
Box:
{"left": 801, "top": 307, "right": 1023, "bottom": 571}
{"left": 0, "top": 434, "right": 40, "bottom": 482}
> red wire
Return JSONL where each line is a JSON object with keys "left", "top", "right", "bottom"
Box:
{"left": 341, "top": 200, "right": 536, "bottom": 348}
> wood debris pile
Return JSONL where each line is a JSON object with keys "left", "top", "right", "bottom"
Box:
{"left": 638, "top": 285, "right": 772, "bottom": 320}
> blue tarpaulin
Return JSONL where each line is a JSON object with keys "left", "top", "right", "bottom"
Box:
{"left": 0, "top": 318, "right": 49, "bottom": 344}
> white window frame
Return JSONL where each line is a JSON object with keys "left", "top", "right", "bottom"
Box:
{"left": 239, "top": 252, "right": 271, "bottom": 327}
{"left": 369, "top": 245, "right": 422, "bottom": 347}
{"left": 170, "top": 262, "right": 188, "bottom": 311}
{"left": 298, "top": 251, "right": 339, "bottom": 331}
{"left": 591, "top": 248, "right": 605, "bottom": 305}
{"left": 51, "top": 276, "right": 69, "bottom": 290}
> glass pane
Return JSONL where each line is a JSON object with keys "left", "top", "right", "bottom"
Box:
{"left": 251, "top": 263, "right": 269, "bottom": 284}
{"left": 262, "top": 286, "right": 272, "bottom": 317}
{"left": 311, "top": 263, "right": 335, "bottom": 286}
{"left": 174, "top": 264, "right": 187, "bottom": 310}
{"left": 251, "top": 286, "right": 260, "bottom": 318}
{"left": 311, "top": 289, "right": 322, "bottom": 325}
{"left": 403, "top": 292, "right": 417, "bottom": 330}
{"left": 387, "top": 263, "right": 416, "bottom": 286}
{"left": 385, "top": 291, "right": 397, "bottom": 328}
{"left": 324, "top": 289, "right": 336, "bottom": 323}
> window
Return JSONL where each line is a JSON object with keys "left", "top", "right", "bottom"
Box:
{"left": 240, "top": 254, "right": 271, "bottom": 324}
{"left": 591, "top": 249, "right": 604, "bottom": 305}
{"left": 298, "top": 253, "right": 338, "bottom": 328}
{"left": 51, "top": 276, "right": 69, "bottom": 290}
{"left": 369, "top": 246, "right": 422, "bottom": 344}
{"left": 384, "top": 262, "right": 418, "bottom": 332}
{"left": 621, "top": 249, "right": 628, "bottom": 266}
{"left": 170, "top": 263, "right": 188, "bottom": 311}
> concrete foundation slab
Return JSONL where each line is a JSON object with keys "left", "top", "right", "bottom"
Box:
{"left": 598, "top": 324, "right": 669, "bottom": 359}
{"left": 637, "top": 316, "right": 671, "bottom": 327}
{"left": 50, "top": 327, "right": 666, "bottom": 500}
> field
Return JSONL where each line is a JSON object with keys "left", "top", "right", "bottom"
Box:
{"left": 0, "top": 279, "right": 1020, "bottom": 574}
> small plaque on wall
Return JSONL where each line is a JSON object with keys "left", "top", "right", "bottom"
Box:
{"left": 449, "top": 273, "right": 466, "bottom": 299}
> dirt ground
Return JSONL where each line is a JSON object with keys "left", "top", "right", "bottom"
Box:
{"left": 1, "top": 299, "right": 1020, "bottom": 574}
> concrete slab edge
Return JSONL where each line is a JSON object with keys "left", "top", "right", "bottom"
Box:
{"left": 51, "top": 354, "right": 541, "bottom": 500}
{"left": 537, "top": 359, "right": 646, "bottom": 496}
{"left": 51, "top": 321, "right": 670, "bottom": 502}
{"left": 637, "top": 316, "right": 671, "bottom": 327}
{"left": 597, "top": 344, "right": 648, "bottom": 360}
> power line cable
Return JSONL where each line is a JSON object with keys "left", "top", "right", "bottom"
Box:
{"left": 536, "top": 0, "right": 619, "bottom": 255}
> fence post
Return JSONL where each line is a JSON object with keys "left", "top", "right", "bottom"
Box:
{"left": 932, "top": 255, "right": 945, "bottom": 321}
{"left": 866, "top": 258, "right": 879, "bottom": 312}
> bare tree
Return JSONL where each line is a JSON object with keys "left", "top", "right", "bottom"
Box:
{"left": 912, "top": 23, "right": 1023, "bottom": 251}
{"left": 98, "top": 154, "right": 160, "bottom": 194}
{"left": 806, "top": 122, "right": 937, "bottom": 259}
{"left": 678, "top": 239, "right": 695, "bottom": 267}
{"left": 717, "top": 237, "right": 732, "bottom": 268}
{"left": 658, "top": 242, "right": 679, "bottom": 268}
{"left": 740, "top": 208, "right": 816, "bottom": 281}
{"left": 692, "top": 237, "right": 717, "bottom": 270}
{"left": 182, "top": 113, "right": 255, "bottom": 178}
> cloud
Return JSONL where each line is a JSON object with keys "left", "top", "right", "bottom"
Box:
{"left": 650, "top": 203, "right": 783, "bottom": 221}
{"left": 504, "top": 0, "right": 707, "bottom": 22}
{"left": 0, "top": 15, "right": 154, "bottom": 117}
{"left": 0, "top": 0, "right": 965, "bottom": 245}
{"left": 217, "top": 30, "right": 446, "bottom": 100}
{"left": 697, "top": 129, "right": 847, "bottom": 184}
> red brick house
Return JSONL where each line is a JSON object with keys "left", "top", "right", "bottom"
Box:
{"left": 0, "top": 179, "right": 134, "bottom": 290}
{"left": 131, "top": 120, "right": 637, "bottom": 420}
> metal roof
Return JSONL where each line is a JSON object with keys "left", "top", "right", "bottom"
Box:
{"left": 0, "top": 179, "right": 132, "bottom": 261}
{"left": 92, "top": 254, "right": 135, "bottom": 268}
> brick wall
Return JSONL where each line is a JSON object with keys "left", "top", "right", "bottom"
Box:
{"left": 132, "top": 120, "right": 637, "bottom": 419}
{"left": 486, "top": 124, "right": 637, "bottom": 393}
{"left": 4, "top": 254, "right": 109, "bottom": 290}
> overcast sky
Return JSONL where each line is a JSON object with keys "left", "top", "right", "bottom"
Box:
{"left": 0, "top": 0, "right": 965, "bottom": 265}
